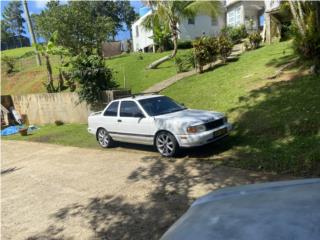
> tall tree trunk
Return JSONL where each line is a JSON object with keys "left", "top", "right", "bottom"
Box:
{"left": 289, "top": 1, "right": 305, "bottom": 37}
{"left": 45, "top": 54, "right": 54, "bottom": 92}
{"left": 22, "top": 0, "right": 41, "bottom": 66}
{"left": 148, "top": 22, "right": 178, "bottom": 69}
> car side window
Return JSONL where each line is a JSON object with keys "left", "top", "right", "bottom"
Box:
{"left": 103, "top": 101, "right": 119, "bottom": 117}
{"left": 120, "top": 101, "right": 144, "bottom": 118}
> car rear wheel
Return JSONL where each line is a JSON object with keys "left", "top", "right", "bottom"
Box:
{"left": 156, "top": 132, "right": 178, "bottom": 157}
{"left": 97, "top": 128, "right": 113, "bottom": 148}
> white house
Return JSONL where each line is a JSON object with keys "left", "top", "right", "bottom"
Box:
{"left": 132, "top": 9, "right": 225, "bottom": 52}
{"left": 132, "top": 1, "right": 280, "bottom": 52}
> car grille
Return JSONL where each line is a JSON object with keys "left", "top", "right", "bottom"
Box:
{"left": 204, "top": 118, "right": 224, "bottom": 131}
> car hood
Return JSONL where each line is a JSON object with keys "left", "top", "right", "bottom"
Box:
{"left": 161, "top": 179, "right": 320, "bottom": 240}
{"left": 155, "top": 109, "right": 224, "bottom": 126}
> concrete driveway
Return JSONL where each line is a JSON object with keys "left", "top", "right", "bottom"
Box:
{"left": 2, "top": 140, "right": 290, "bottom": 240}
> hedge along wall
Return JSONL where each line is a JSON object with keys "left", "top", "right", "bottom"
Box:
{"left": 10, "top": 90, "right": 130, "bottom": 125}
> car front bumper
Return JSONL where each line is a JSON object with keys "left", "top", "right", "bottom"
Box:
{"left": 176, "top": 123, "right": 232, "bottom": 147}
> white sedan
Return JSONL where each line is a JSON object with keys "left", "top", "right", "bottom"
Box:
{"left": 88, "top": 94, "right": 232, "bottom": 157}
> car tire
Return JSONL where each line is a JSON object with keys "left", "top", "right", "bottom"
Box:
{"left": 155, "top": 131, "right": 179, "bottom": 157}
{"left": 97, "top": 128, "right": 113, "bottom": 148}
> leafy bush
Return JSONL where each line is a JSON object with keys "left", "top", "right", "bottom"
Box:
{"left": 69, "top": 53, "right": 118, "bottom": 104}
{"left": 175, "top": 50, "right": 195, "bottom": 73}
{"left": 54, "top": 120, "right": 64, "bottom": 126}
{"left": 177, "top": 40, "right": 193, "bottom": 49}
{"left": 217, "top": 35, "right": 233, "bottom": 63}
{"left": 2, "top": 56, "right": 17, "bottom": 74}
{"left": 248, "top": 32, "right": 263, "bottom": 49}
{"left": 221, "top": 25, "right": 248, "bottom": 43}
{"left": 193, "top": 37, "right": 211, "bottom": 73}
{"left": 206, "top": 37, "right": 219, "bottom": 64}
{"left": 290, "top": 10, "right": 320, "bottom": 72}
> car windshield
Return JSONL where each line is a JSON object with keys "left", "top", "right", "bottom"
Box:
{"left": 139, "top": 96, "right": 186, "bottom": 116}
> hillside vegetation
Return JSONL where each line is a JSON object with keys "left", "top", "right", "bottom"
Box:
{"left": 164, "top": 41, "right": 320, "bottom": 176}
{"left": 4, "top": 41, "right": 320, "bottom": 176}
{"left": 1, "top": 48, "right": 181, "bottom": 95}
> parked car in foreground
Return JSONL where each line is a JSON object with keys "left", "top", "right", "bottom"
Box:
{"left": 88, "top": 93, "right": 232, "bottom": 157}
{"left": 161, "top": 179, "right": 320, "bottom": 240}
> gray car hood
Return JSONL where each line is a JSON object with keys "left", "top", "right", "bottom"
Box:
{"left": 161, "top": 179, "right": 320, "bottom": 240}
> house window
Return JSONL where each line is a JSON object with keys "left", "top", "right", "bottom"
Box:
{"left": 235, "top": 7, "right": 241, "bottom": 26}
{"left": 227, "top": 6, "right": 241, "bottom": 26}
{"left": 211, "top": 17, "right": 218, "bottom": 26}
{"left": 188, "top": 17, "right": 195, "bottom": 25}
{"left": 135, "top": 25, "right": 139, "bottom": 37}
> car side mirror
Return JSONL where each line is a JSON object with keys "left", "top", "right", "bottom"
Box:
{"left": 180, "top": 103, "right": 185, "bottom": 107}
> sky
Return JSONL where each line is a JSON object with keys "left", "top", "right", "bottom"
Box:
{"left": 0, "top": 0, "right": 143, "bottom": 42}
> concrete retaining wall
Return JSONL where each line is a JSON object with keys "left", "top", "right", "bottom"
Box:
{"left": 9, "top": 89, "right": 130, "bottom": 125}
{"left": 12, "top": 92, "right": 90, "bottom": 124}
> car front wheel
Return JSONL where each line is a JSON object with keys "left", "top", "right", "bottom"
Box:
{"left": 97, "top": 128, "right": 113, "bottom": 148}
{"left": 156, "top": 132, "right": 178, "bottom": 157}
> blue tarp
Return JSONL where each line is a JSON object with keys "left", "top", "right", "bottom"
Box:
{"left": 1, "top": 125, "right": 39, "bottom": 136}
{"left": 1, "top": 126, "right": 21, "bottom": 136}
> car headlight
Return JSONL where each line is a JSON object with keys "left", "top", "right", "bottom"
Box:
{"left": 187, "top": 124, "right": 206, "bottom": 133}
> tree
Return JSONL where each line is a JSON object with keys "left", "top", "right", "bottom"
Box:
{"left": 1, "top": 20, "right": 12, "bottom": 49}
{"left": 22, "top": 0, "right": 41, "bottom": 66}
{"left": 68, "top": 53, "right": 118, "bottom": 105}
{"left": 32, "top": 1, "right": 135, "bottom": 55}
{"left": 288, "top": 1, "right": 320, "bottom": 73}
{"left": 143, "top": 0, "right": 221, "bottom": 69}
{"left": 2, "top": 1, "right": 25, "bottom": 47}
{"left": 35, "top": 32, "right": 70, "bottom": 93}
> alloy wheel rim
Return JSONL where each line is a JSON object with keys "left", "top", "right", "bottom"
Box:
{"left": 98, "top": 129, "right": 109, "bottom": 147}
{"left": 157, "top": 134, "right": 174, "bottom": 156}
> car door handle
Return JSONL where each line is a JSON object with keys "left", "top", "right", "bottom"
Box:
{"left": 117, "top": 119, "right": 122, "bottom": 123}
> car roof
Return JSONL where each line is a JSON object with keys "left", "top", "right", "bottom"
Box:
{"left": 116, "top": 94, "right": 164, "bottom": 101}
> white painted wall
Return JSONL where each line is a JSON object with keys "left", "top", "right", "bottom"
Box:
{"left": 226, "top": 1, "right": 264, "bottom": 30}
{"left": 178, "top": 14, "right": 225, "bottom": 40}
{"left": 132, "top": 11, "right": 154, "bottom": 52}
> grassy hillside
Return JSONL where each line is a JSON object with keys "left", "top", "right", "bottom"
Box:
{"left": 2, "top": 46, "right": 35, "bottom": 58}
{"left": 3, "top": 42, "right": 319, "bottom": 176}
{"left": 1, "top": 49, "right": 180, "bottom": 95}
{"left": 107, "top": 52, "right": 179, "bottom": 93}
{"left": 164, "top": 41, "right": 320, "bottom": 176}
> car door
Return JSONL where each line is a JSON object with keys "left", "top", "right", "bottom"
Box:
{"left": 101, "top": 101, "right": 119, "bottom": 136}
{"left": 116, "top": 100, "right": 154, "bottom": 145}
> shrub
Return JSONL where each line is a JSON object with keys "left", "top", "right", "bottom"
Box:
{"left": 221, "top": 25, "right": 247, "bottom": 43}
{"left": 290, "top": 10, "right": 320, "bottom": 73}
{"left": 193, "top": 37, "right": 210, "bottom": 73}
{"left": 248, "top": 32, "right": 262, "bottom": 49}
{"left": 69, "top": 53, "right": 118, "bottom": 104}
{"left": 217, "top": 35, "right": 233, "bottom": 64}
{"left": 206, "top": 37, "right": 219, "bottom": 64}
{"left": 2, "top": 56, "right": 17, "bottom": 74}
{"left": 54, "top": 120, "right": 64, "bottom": 126}
{"left": 177, "top": 40, "right": 193, "bottom": 49}
{"left": 175, "top": 50, "right": 195, "bottom": 73}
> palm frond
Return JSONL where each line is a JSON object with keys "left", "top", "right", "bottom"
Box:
{"left": 184, "top": 0, "right": 221, "bottom": 19}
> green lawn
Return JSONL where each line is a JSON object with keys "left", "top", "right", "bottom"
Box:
{"left": 4, "top": 124, "right": 99, "bottom": 149}
{"left": 3, "top": 42, "right": 319, "bottom": 176}
{"left": 163, "top": 41, "right": 320, "bottom": 176}
{"left": 107, "top": 51, "right": 184, "bottom": 93}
